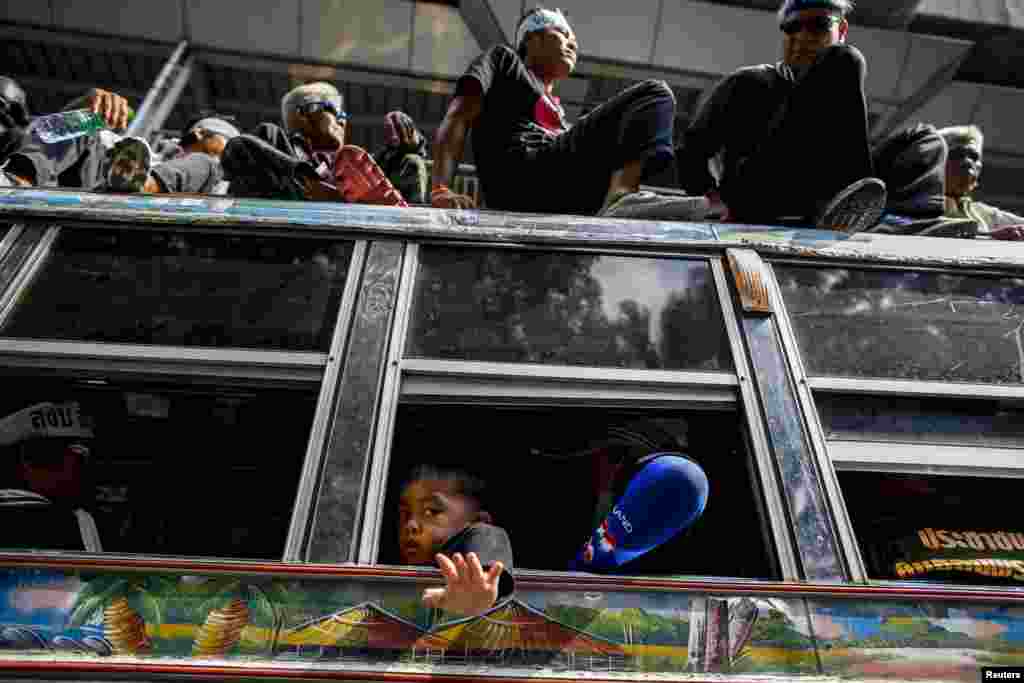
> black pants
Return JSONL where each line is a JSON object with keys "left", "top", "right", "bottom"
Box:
{"left": 485, "top": 79, "right": 676, "bottom": 215}
{"left": 221, "top": 123, "right": 309, "bottom": 200}
{"left": 724, "top": 45, "right": 874, "bottom": 222}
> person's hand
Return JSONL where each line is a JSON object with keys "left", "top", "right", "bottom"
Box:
{"left": 991, "top": 225, "right": 1024, "bottom": 241}
{"left": 422, "top": 552, "right": 503, "bottom": 617}
{"left": 431, "top": 185, "right": 476, "bottom": 209}
{"left": 83, "top": 89, "right": 132, "bottom": 130}
{"left": 385, "top": 111, "right": 420, "bottom": 148}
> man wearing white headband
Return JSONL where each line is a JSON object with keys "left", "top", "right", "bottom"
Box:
{"left": 431, "top": 6, "right": 707, "bottom": 219}
{"left": 0, "top": 402, "right": 102, "bottom": 552}
{"left": 678, "top": 0, "right": 887, "bottom": 233}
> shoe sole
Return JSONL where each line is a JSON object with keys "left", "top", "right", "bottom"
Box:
{"left": 815, "top": 179, "right": 886, "bottom": 233}
{"left": 107, "top": 138, "right": 153, "bottom": 193}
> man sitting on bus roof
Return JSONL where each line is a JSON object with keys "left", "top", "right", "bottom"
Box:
{"left": 221, "top": 82, "right": 407, "bottom": 206}
{"left": 938, "top": 125, "right": 1024, "bottom": 241}
{"left": 676, "top": 0, "right": 886, "bottom": 233}
{"left": 0, "top": 402, "right": 102, "bottom": 553}
{"left": 430, "top": 6, "right": 707, "bottom": 220}
{"left": 98, "top": 114, "right": 241, "bottom": 195}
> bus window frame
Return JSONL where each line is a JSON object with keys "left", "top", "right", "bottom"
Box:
{"left": 344, "top": 242, "right": 802, "bottom": 580}
{"left": 767, "top": 258, "right": 1024, "bottom": 586}
{"left": 0, "top": 220, "right": 368, "bottom": 563}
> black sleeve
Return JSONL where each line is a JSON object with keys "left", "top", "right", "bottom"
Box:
{"left": 440, "top": 523, "right": 515, "bottom": 600}
{"left": 456, "top": 45, "right": 517, "bottom": 99}
{"left": 677, "top": 73, "right": 738, "bottom": 196}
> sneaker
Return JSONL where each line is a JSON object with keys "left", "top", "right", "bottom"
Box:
{"left": 106, "top": 136, "right": 153, "bottom": 193}
{"left": 335, "top": 145, "right": 408, "bottom": 207}
{"left": 599, "top": 190, "right": 710, "bottom": 221}
{"left": 727, "top": 597, "right": 758, "bottom": 664}
{"left": 813, "top": 178, "right": 886, "bottom": 233}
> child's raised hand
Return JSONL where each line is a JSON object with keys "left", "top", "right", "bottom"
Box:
{"left": 422, "top": 552, "right": 503, "bottom": 617}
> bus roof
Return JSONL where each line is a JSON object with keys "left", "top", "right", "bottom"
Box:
{"left": 2, "top": 188, "right": 1024, "bottom": 271}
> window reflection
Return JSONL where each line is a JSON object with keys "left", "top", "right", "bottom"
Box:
{"left": 408, "top": 248, "right": 733, "bottom": 371}
{"left": 776, "top": 265, "right": 1024, "bottom": 384}
{"left": 1, "top": 228, "right": 352, "bottom": 351}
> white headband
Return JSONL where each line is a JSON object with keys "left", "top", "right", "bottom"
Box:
{"left": 515, "top": 9, "right": 572, "bottom": 51}
{"left": 0, "top": 402, "right": 94, "bottom": 447}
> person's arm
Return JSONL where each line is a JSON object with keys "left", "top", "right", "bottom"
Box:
{"left": 431, "top": 89, "right": 482, "bottom": 209}
{"left": 63, "top": 88, "right": 132, "bottom": 131}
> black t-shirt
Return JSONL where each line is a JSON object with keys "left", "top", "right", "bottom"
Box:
{"left": 439, "top": 522, "right": 515, "bottom": 599}
{"left": 457, "top": 45, "right": 569, "bottom": 206}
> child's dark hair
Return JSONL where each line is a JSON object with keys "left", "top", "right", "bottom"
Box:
{"left": 402, "top": 464, "right": 487, "bottom": 506}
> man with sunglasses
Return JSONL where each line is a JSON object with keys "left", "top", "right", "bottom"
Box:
{"left": 222, "top": 82, "right": 405, "bottom": 205}
{"left": 431, "top": 6, "right": 706, "bottom": 219}
{"left": 0, "top": 402, "right": 102, "bottom": 553}
{"left": 677, "top": 0, "right": 885, "bottom": 232}
{"left": 938, "top": 125, "right": 1024, "bottom": 240}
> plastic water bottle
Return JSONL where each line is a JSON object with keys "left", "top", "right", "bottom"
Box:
{"left": 31, "top": 108, "right": 134, "bottom": 144}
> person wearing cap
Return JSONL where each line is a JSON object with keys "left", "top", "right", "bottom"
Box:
{"left": 373, "top": 111, "right": 430, "bottom": 205}
{"left": 0, "top": 402, "right": 102, "bottom": 553}
{"left": 0, "top": 77, "right": 130, "bottom": 189}
{"left": 431, "top": 6, "right": 707, "bottom": 219}
{"left": 222, "top": 82, "right": 406, "bottom": 206}
{"left": 677, "top": 0, "right": 886, "bottom": 233}
{"left": 938, "top": 125, "right": 1024, "bottom": 240}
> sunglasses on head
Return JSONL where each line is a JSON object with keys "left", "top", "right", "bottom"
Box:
{"left": 296, "top": 100, "right": 348, "bottom": 122}
{"left": 780, "top": 14, "right": 841, "bottom": 35}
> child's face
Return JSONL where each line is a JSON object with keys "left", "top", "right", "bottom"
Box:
{"left": 398, "top": 478, "right": 479, "bottom": 565}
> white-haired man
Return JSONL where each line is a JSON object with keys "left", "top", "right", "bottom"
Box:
{"left": 0, "top": 402, "right": 102, "bottom": 552}
{"left": 677, "top": 0, "right": 886, "bottom": 232}
{"left": 431, "top": 6, "right": 705, "bottom": 219}
{"left": 222, "top": 82, "right": 406, "bottom": 205}
{"left": 939, "top": 125, "right": 1024, "bottom": 240}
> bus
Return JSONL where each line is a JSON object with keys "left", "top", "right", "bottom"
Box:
{"left": 0, "top": 186, "right": 1022, "bottom": 682}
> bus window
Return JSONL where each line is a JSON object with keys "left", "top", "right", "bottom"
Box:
{"left": 0, "top": 374, "right": 315, "bottom": 560}
{"left": 775, "top": 265, "right": 1024, "bottom": 385}
{"left": 379, "top": 404, "right": 776, "bottom": 579}
{"left": 407, "top": 247, "right": 733, "bottom": 372}
{"left": 839, "top": 471, "right": 1024, "bottom": 586}
{"left": 820, "top": 395, "right": 1024, "bottom": 450}
{"left": 1, "top": 228, "right": 353, "bottom": 351}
